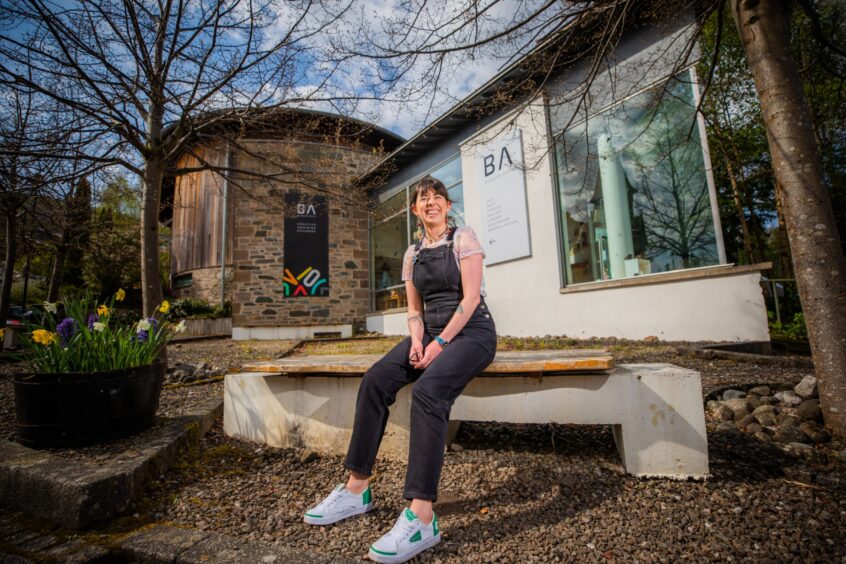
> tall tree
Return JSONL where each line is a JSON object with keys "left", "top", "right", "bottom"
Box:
{"left": 0, "top": 0, "right": 359, "bottom": 315}
{"left": 729, "top": 0, "right": 846, "bottom": 434}
{"left": 0, "top": 88, "right": 72, "bottom": 324}
{"left": 46, "top": 176, "right": 92, "bottom": 300}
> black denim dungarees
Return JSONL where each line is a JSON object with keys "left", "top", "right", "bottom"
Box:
{"left": 344, "top": 228, "right": 496, "bottom": 501}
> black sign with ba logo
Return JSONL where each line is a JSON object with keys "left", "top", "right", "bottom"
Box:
{"left": 283, "top": 191, "right": 329, "bottom": 297}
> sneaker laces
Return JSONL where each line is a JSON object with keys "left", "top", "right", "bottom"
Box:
{"left": 388, "top": 512, "right": 419, "bottom": 542}
{"left": 318, "top": 485, "right": 346, "bottom": 510}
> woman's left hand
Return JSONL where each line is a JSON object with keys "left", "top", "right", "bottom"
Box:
{"left": 416, "top": 340, "right": 443, "bottom": 369}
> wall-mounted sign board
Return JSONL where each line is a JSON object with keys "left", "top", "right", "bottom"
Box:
{"left": 476, "top": 131, "right": 531, "bottom": 265}
{"left": 283, "top": 191, "right": 330, "bottom": 297}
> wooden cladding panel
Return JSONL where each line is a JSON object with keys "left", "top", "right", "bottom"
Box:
{"left": 172, "top": 147, "right": 232, "bottom": 273}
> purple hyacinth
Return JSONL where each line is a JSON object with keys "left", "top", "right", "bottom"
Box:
{"left": 87, "top": 314, "right": 99, "bottom": 330}
{"left": 137, "top": 330, "right": 149, "bottom": 343}
{"left": 56, "top": 317, "right": 78, "bottom": 346}
{"left": 148, "top": 317, "right": 158, "bottom": 333}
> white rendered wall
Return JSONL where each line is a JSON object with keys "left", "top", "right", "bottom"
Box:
{"left": 366, "top": 100, "right": 770, "bottom": 342}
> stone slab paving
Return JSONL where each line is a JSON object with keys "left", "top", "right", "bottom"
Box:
{"left": 0, "top": 396, "right": 222, "bottom": 529}
{"left": 117, "top": 524, "right": 352, "bottom": 563}
{"left": 243, "top": 349, "right": 615, "bottom": 374}
{"left": 0, "top": 512, "right": 111, "bottom": 563}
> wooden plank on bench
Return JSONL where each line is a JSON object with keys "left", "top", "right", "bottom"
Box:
{"left": 241, "top": 349, "right": 614, "bottom": 374}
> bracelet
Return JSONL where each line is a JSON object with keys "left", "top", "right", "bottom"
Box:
{"left": 434, "top": 335, "right": 449, "bottom": 348}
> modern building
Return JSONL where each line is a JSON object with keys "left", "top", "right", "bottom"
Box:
{"left": 362, "top": 8, "right": 770, "bottom": 342}
{"left": 166, "top": 6, "right": 770, "bottom": 342}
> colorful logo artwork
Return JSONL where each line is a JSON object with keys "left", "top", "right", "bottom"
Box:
{"left": 283, "top": 267, "right": 328, "bottom": 297}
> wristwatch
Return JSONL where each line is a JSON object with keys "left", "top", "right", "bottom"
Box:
{"left": 434, "top": 335, "right": 449, "bottom": 348}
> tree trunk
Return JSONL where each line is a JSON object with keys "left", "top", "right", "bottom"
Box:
{"left": 0, "top": 211, "right": 18, "bottom": 329}
{"left": 732, "top": 0, "right": 846, "bottom": 436}
{"left": 724, "top": 155, "right": 756, "bottom": 262}
{"left": 141, "top": 160, "right": 164, "bottom": 317}
{"left": 774, "top": 184, "right": 793, "bottom": 278}
{"left": 21, "top": 254, "right": 31, "bottom": 306}
{"left": 47, "top": 240, "right": 68, "bottom": 302}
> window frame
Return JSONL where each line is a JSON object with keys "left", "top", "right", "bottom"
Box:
{"left": 550, "top": 66, "right": 722, "bottom": 289}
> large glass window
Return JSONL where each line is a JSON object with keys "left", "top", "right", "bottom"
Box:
{"left": 370, "top": 156, "right": 463, "bottom": 310}
{"left": 554, "top": 72, "right": 719, "bottom": 285}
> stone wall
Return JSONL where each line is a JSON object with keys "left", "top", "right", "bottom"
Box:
{"left": 229, "top": 139, "right": 379, "bottom": 330}
{"left": 172, "top": 267, "right": 233, "bottom": 304}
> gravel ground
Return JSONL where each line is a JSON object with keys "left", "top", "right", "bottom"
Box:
{"left": 137, "top": 420, "right": 845, "bottom": 562}
{"left": 121, "top": 336, "right": 843, "bottom": 563}
{"left": 4, "top": 337, "right": 843, "bottom": 561}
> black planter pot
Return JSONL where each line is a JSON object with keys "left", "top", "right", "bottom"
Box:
{"left": 13, "top": 360, "right": 165, "bottom": 448}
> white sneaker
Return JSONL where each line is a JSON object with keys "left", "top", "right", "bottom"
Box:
{"left": 368, "top": 508, "right": 441, "bottom": 563}
{"left": 303, "top": 484, "right": 373, "bottom": 525}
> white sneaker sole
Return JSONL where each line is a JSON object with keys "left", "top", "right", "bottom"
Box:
{"left": 368, "top": 534, "right": 441, "bottom": 564}
{"left": 303, "top": 502, "right": 373, "bottom": 525}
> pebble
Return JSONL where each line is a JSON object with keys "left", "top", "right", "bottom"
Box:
{"left": 774, "top": 390, "right": 802, "bottom": 407}
{"left": 799, "top": 421, "right": 830, "bottom": 444}
{"left": 748, "top": 385, "right": 771, "bottom": 396}
{"left": 796, "top": 399, "right": 821, "bottom": 422}
{"left": 794, "top": 375, "right": 818, "bottom": 400}
{"left": 723, "top": 398, "right": 750, "bottom": 421}
{"left": 723, "top": 389, "right": 746, "bottom": 400}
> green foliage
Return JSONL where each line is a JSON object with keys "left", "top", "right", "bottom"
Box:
{"left": 17, "top": 291, "right": 185, "bottom": 373}
{"left": 699, "top": 1, "right": 846, "bottom": 263}
{"left": 63, "top": 177, "right": 93, "bottom": 288}
{"left": 164, "top": 298, "right": 231, "bottom": 320}
{"left": 83, "top": 178, "right": 142, "bottom": 299}
{"left": 769, "top": 311, "right": 808, "bottom": 341}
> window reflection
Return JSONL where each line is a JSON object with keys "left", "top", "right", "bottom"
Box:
{"left": 555, "top": 73, "right": 718, "bottom": 284}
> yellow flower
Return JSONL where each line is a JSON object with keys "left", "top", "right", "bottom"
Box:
{"left": 32, "top": 329, "right": 55, "bottom": 346}
{"left": 115, "top": 288, "right": 126, "bottom": 302}
{"left": 158, "top": 300, "right": 170, "bottom": 314}
{"left": 97, "top": 304, "right": 109, "bottom": 317}
{"left": 0, "top": 328, "right": 5, "bottom": 341}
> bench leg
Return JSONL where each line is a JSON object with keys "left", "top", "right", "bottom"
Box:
{"left": 613, "top": 366, "right": 710, "bottom": 479}
{"left": 446, "top": 420, "right": 462, "bottom": 449}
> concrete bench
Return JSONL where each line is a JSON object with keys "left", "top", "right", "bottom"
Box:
{"left": 223, "top": 350, "right": 709, "bottom": 479}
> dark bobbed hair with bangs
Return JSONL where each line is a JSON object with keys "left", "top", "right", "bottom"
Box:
{"left": 410, "top": 176, "right": 451, "bottom": 209}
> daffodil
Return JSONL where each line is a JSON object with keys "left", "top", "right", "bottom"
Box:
{"left": 32, "top": 329, "right": 55, "bottom": 346}
{"left": 43, "top": 301, "right": 58, "bottom": 314}
{"left": 97, "top": 304, "right": 109, "bottom": 317}
{"left": 115, "top": 288, "right": 126, "bottom": 302}
{"left": 158, "top": 300, "right": 170, "bottom": 314}
{"left": 93, "top": 322, "right": 106, "bottom": 332}
{"left": 137, "top": 319, "right": 151, "bottom": 332}
{"left": 0, "top": 328, "right": 5, "bottom": 341}
{"left": 176, "top": 320, "right": 187, "bottom": 333}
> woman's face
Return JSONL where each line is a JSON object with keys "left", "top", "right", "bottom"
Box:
{"left": 412, "top": 189, "right": 452, "bottom": 229}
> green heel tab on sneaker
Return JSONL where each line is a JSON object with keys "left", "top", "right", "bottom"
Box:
{"left": 362, "top": 486, "right": 372, "bottom": 505}
{"left": 433, "top": 512, "right": 439, "bottom": 536}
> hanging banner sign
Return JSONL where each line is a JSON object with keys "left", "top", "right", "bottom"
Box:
{"left": 476, "top": 131, "right": 531, "bottom": 265}
{"left": 283, "top": 191, "right": 330, "bottom": 297}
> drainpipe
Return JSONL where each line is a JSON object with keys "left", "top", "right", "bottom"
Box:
{"left": 220, "top": 144, "right": 232, "bottom": 309}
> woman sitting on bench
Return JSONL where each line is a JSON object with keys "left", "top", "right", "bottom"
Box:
{"left": 303, "top": 175, "right": 496, "bottom": 563}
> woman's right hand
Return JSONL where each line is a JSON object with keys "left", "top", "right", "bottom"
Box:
{"left": 409, "top": 339, "right": 424, "bottom": 368}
